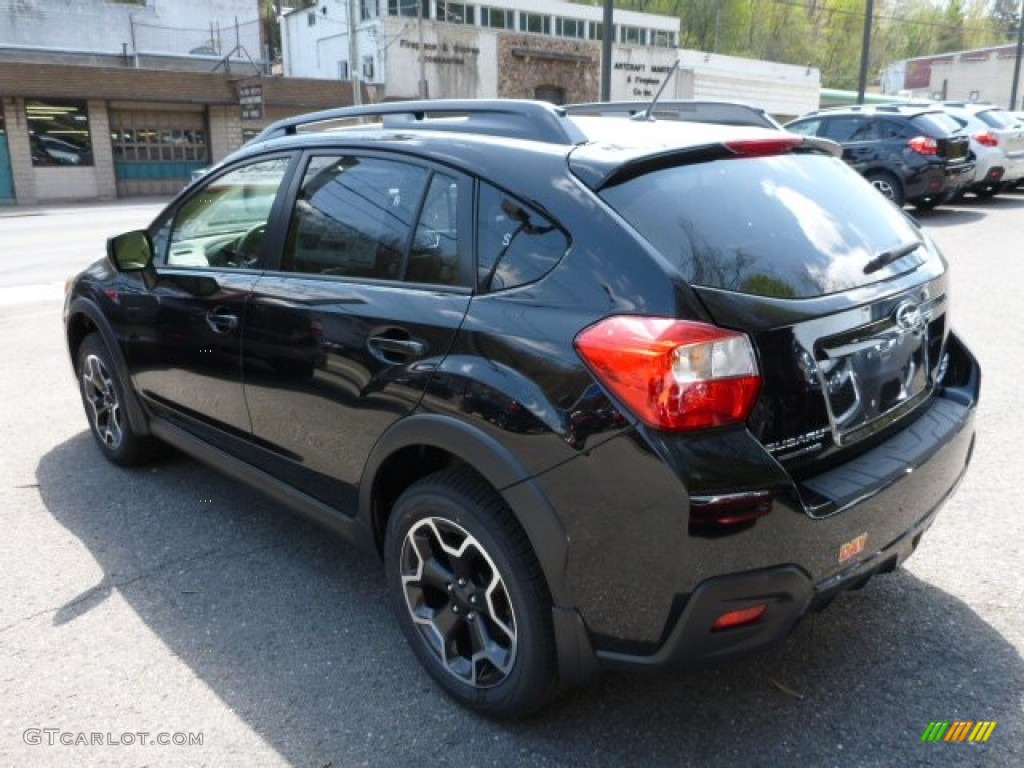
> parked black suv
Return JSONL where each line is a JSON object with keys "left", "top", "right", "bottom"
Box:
{"left": 786, "top": 104, "right": 975, "bottom": 209}
{"left": 64, "top": 100, "right": 979, "bottom": 718}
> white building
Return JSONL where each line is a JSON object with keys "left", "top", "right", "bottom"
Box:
{"left": 279, "top": 0, "right": 818, "bottom": 117}
{"left": 0, "top": 0, "right": 264, "bottom": 69}
{"left": 882, "top": 46, "right": 1024, "bottom": 108}
{"left": 281, "top": 0, "right": 680, "bottom": 103}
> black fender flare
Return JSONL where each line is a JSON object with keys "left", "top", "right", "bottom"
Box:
{"left": 359, "top": 413, "right": 573, "bottom": 608}
{"left": 67, "top": 296, "right": 151, "bottom": 436}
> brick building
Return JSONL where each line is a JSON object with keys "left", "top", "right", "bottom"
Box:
{"left": 0, "top": 0, "right": 371, "bottom": 205}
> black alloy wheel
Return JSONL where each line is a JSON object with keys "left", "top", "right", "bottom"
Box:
{"left": 384, "top": 467, "right": 557, "bottom": 718}
{"left": 77, "top": 333, "right": 155, "bottom": 466}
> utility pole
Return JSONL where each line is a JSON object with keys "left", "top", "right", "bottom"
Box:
{"left": 417, "top": 0, "right": 428, "bottom": 98}
{"left": 1011, "top": 0, "right": 1024, "bottom": 110}
{"left": 348, "top": 0, "right": 362, "bottom": 106}
{"left": 600, "top": 0, "right": 613, "bottom": 101}
{"left": 856, "top": 0, "right": 874, "bottom": 104}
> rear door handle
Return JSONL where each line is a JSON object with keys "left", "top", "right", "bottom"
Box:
{"left": 205, "top": 307, "right": 239, "bottom": 334}
{"left": 367, "top": 335, "right": 426, "bottom": 362}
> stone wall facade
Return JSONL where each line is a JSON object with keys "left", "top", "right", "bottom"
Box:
{"left": 496, "top": 35, "right": 601, "bottom": 104}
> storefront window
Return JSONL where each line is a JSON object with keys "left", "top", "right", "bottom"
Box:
{"left": 27, "top": 99, "right": 93, "bottom": 167}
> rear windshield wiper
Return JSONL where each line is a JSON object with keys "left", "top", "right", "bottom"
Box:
{"left": 863, "top": 241, "right": 920, "bottom": 274}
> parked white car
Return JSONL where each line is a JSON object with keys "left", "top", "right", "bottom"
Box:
{"left": 941, "top": 103, "right": 1024, "bottom": 197}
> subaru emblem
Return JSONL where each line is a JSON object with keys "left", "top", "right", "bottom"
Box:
{"left": 894, "top": 300, "right": 926, "bottom": 334}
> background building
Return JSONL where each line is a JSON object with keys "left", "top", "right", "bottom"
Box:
{"left": 279, "top": 0, "right": 817, "bottom": 116}
{"left": 0, "top": 0, "right": 364, "bottom": 205}
{"left": 882, "top": 45, "right": 1024, "bottom": 107}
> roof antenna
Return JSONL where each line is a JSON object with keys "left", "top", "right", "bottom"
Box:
{"left": 633, "top": 59, "right": 681, "bottom": 122}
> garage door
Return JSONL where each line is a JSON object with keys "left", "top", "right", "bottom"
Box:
{"left": 110, "top": 109, "right": 209, "bottom": 197}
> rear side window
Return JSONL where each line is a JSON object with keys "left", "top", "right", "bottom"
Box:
{"left": 284, "top": 155, "right": 428, "bottom": 280}
{"left": 476, "top": 183, "right": 568, "bottom": 291}
{"left": 877, "top": 120, "right": 912, "bottom": 140}
{"left": 600, "top": 153, "right": 925, "bottom": 299}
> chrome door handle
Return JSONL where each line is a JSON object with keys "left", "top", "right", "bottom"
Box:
{"left": 205, "top": 308, "right": 239, "bottom": 334}
{"left": 368, "top": 337, "right": 426, "bottom": 356}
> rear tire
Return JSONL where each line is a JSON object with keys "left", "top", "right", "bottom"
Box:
{"left": 865, "top": 171, "right": 905, "bottom": 207}
{"left": 77, "top": 333, "right": 156, "bottom": 466}
{"left": 384, "top": 467, "right": 558, "bottom": 718}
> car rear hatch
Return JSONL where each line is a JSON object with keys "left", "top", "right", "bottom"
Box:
{"left": 585, "top": 139, "right": 953, "bottom": 488}
{"left": 910, "top": 111, "right": 971, "bottom": 166}
{"left": 976, "top": 108, "right": 1024, "bottom": 176}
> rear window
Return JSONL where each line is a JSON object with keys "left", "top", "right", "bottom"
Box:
{"left": 976, "top": 109, "right": 1015, "bottom": 129}
{"left": 909, "top": 112, "right": 962, "bottom": 136}
{"left": 599, "top": 153, "right": 925, "bottom": 298}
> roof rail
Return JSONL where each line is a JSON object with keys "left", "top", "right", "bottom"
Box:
{"left": 251, "top": 99, "right": 588, "bottom": 146}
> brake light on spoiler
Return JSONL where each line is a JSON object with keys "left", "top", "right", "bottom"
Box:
{"left": 724, "top": 136, "right": 803, "bottom": 157}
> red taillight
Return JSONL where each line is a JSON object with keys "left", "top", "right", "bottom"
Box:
{"left": 574, "top": 316, "right": 761, "bottom": 431}
{"left": 724, "top": 136, "right": 802, "bottom": 157}
{"left": 907, "top": 136, "right": 938, "bottom": 155}
{"left": 712, "top": 604, "right": 767, "bottom": 632}
{"left": 973, "top": 131, "right": 999, "bottom": 147}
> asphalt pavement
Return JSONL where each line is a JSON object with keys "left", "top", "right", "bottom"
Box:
{"left": 0, "top": 196, "right": 1020, "bottom": 768}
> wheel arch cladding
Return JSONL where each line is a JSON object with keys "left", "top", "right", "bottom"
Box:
{"left": 361, "top": 413, "right": 573, "bottom": 607}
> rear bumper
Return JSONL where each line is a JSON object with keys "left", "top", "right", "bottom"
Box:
{"left": 594, "top": 491, "right": 945, "bottom": 671}
{"left": 905, "top": 159, "right": 974, "bottom": 202}
{"left": 543, "top": 328, "right": 978, "bottom": 671}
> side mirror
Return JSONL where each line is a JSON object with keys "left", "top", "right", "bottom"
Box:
{"left": 107, "top": 230, "right": 156, "bottom": 289}
{"left": 107, "top": 230, "right": 152, "bottom": 272}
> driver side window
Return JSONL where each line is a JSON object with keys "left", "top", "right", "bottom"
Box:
{"left": 165, "top": 157, "right": 290, "bottom": 268}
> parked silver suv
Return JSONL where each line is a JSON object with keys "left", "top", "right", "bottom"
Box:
{"left": 941, "top": 102, "right": 1024, "bottom": 197}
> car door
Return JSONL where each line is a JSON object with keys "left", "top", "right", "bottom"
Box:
{"left": 123, "top": 154, "right": 295, "bottom": 446}
{"left": 241, "top": 152, "right": 473, "bottom": 511}
{"left": 823, "top": 116, "right": 879, "bottom": 171}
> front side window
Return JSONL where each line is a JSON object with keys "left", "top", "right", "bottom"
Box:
{"left": 283, "top": 155, "right": 429, "bottom": 281}
{"left": 27, "top": 99, "right": 93, "bottom": 167}
{"left": 163, "top": 157, "right": 290, "bottom": 268}
{"left": 477, "top": 183, "right": 568, "bottom": 291}
{"left": 820, "top": 116, "right": 868, "bottom": 142}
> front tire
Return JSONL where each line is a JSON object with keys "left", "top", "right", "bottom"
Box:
{"left": 384, "top": 467, "right": 557, "bottom": 718}
{"left": 77, "top": 333, "right": 156, "bottom": 466}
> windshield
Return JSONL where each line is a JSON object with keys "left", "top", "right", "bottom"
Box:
{"left": 600, "top": 153, "right": 926, "bottom": 298}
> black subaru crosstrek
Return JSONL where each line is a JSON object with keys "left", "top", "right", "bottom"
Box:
{"left": 64, "top": 100, "right": 979, "bottom": 718}
{"left": 786, "top": 103, "right": 975, "bottom": 209}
